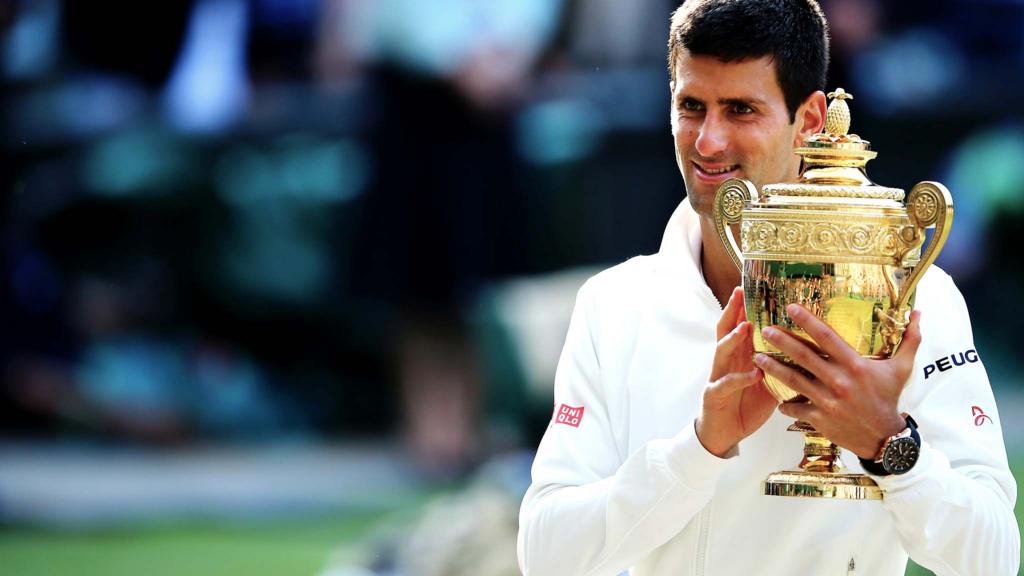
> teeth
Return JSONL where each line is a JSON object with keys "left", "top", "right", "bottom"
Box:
{"left": 701, "top": 165, "right": 736, "bottom": 175}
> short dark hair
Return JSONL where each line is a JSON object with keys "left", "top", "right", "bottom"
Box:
{"left": 667, "top": 0, "right": 829, "bottom": 121}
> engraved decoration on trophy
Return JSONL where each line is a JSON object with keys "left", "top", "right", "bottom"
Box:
{"left": 712, "top": 89, "right": 954, "bottom": 500}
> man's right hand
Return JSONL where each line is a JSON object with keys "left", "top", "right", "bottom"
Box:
{"left": 695, "top": 286, "right": 777, "bottom": 457}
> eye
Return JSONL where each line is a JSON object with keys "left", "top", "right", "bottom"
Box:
{"left": 731, "top": 102, "right": 755, "bottom": 115}
{"left": 679, "top": 98, "right": 704, "bottom": 113}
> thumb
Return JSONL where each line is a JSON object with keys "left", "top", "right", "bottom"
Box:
{"left": 732, "top": 286, "right": 747, "bottom": 327}
{"left": 893, "top": 309, "right": 923, "bottom": 363}
{"left": 717, "top": 287, "right": 745, "bottom": 340}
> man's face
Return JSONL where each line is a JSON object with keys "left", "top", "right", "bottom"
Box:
{"left": 670, "top": 51, "right": 814, "bottom": 217}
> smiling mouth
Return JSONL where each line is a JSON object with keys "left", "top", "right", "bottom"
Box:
{"left": 693, "top": 163, "right": 738, "bottom": 176}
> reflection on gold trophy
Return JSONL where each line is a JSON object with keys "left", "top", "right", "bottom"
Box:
{"left": 712, "top": 89, "right": 954, "bottom": 499}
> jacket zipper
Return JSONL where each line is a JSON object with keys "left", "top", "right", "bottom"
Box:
{"left": 846, "top": 557, "right": 856, "bottom": 575}
{"left": 695, "top": 505, "right": 711, "bottom": 576}
{"left": 700, "top": 282, "right": 726, "bottom": 311}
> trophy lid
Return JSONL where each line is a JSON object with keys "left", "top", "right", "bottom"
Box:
{"left": 763, "top": 88, "right": 904, "bottom": 202}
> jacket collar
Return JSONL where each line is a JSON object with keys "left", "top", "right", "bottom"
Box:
{"left": 657, "top": 197, "right": 706, "bottom": 282}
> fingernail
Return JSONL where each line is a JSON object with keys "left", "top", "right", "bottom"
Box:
{"left": 787, "top": 304, "right": 801, "bottom": 317}
{"left": 762, "top": 327, "right": 776, "bottom": 340}
{"left": 754, "top": 353, "right": 767, "bottom": 366}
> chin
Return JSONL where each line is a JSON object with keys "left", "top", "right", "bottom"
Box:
{"left": 682, "top": 181, "right": 718, "bottom": 216}
{"left": 684, "top": 189, "right": 716, "bottom": 218}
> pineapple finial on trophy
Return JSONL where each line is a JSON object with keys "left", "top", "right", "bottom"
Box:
{"left": 825, "top": 88, "right": 853, "bottom": 136}
{"left": 792, "top": 87, "right": 878, "bottom": 185}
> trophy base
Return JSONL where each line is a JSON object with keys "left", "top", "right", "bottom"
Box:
{"left": 762, "top": 420, "right": 883, "bottom": 500}
{"left": 763, "top": 469, "right": 882, "bottom": 500}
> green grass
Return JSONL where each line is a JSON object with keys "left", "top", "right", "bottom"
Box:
{"left": 0, "top": 513, "right": 382, "bottom": 576}
{"left": 0, "top": 458, "right": 1020, "bottom": 576}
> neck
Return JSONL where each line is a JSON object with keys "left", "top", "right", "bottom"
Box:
{"left": 699, "top": 215, "right": 741, "bottom": 307}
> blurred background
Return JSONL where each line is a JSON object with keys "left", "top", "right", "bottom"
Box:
{"left": 1, "top": 0, "right": 1023, "bottom": 574}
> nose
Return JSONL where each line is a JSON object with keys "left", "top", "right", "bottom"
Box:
{"left": 695, "top": 113, "right": 728, "bottom": 158}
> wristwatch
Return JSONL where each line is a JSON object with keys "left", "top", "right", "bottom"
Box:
{"left": 859, "top": 413, "right": 920, "bottom": 476}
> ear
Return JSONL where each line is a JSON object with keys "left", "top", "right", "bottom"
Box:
{"left": 669, "top": 80, "right": 678, "bottom": 129}
{"left": 793, "top": 90, "right": 826, "bottom": 146}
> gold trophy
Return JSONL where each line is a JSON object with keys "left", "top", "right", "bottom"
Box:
{"left": 712, "top": 89, "right": 953, "bottom": 499}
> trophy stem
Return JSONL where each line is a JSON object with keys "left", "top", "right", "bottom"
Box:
{"left": 762, "top": 420, "right": 883, "bottom": 500}
{"left": 790, "top": 420, "right": 842, "bottom": 473}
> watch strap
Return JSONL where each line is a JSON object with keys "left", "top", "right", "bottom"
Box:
{"left": 859, "top": 453, "right": 889, "bottom": 476}
{"left": 859, "top": 414, "right": 919, "bottom": 476}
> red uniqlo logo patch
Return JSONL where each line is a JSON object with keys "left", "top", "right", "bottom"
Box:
{"left": 555, "top": 404, "right": 584, "bottom": 427}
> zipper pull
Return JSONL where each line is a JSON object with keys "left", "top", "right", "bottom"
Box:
{"left": 847, "top": 557, "right": 856, "bottom": 575}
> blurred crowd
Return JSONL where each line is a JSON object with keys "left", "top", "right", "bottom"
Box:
{"left": 3, "top": 0, "right": 1024, "bottom": 482}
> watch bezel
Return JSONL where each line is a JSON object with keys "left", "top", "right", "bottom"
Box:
{"left": 881, "top": 436, "right": 920, "bottom": 475}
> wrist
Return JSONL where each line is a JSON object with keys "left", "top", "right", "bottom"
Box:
{"left": 858, "top": 413, "right": 908, "bottom": 460}
{"left": 695, "top": 416, "right": 738, "bottom": 458}
{"left": 872, "top": 412, "right": 905, "bottom": 457}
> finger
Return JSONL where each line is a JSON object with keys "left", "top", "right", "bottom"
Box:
{"left": 706, "top": 368, "right": 763, "bottom": 400}
{"left": 717, "top": 318, "right": 750, "bottom": 349}
{"left": 717, "top": 286, "right": 745, "bottom": 340}
{"left": 786, "top": 304, "right": 861, "bottom": 366}
{"left": 777, "top": 400, "right": 823, "bottom": 426}
{"left": 714, "top": 321, "right": 751, "bottom": 362}
{"left": 761, "top": 325, "right": 835, "bottom": 382}
{"left": 710, "top": 322, "right": 753, "bottom": 380}
{"left": 732, "top": 286, "right": 747, "bottom": 327}
{"left": 754, "top": 353, "right": 829, "bottom": 406}
{"left": 893, "top": 309, "right": 922, "bottom": 364}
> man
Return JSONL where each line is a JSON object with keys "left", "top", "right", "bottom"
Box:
{"left": 517, "top": 1, "right": 1020, "bottom": 575}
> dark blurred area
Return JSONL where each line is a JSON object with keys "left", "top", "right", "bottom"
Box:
{"left": 0, "top": 0, "right": 682, "bottom": 458}
{"left": 5, "top": 0, "right": 1024, "bottom": 456}
{"left": 2, "top": 0, "right": 1024, "bottom": 571}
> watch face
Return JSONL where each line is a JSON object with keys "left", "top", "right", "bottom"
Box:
{"left": 882, "top": 437, "right": 920, "bottom": 475}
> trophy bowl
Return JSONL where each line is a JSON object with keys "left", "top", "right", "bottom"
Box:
{"left": 712, "top": 89, "right": 953, "bottom": 499}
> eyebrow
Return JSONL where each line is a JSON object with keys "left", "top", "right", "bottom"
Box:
{"left": 678, "top": 95, "right": 767, "bottom": 108}
{"left": 720, "top": 97, "right": 765, "bottom": 107}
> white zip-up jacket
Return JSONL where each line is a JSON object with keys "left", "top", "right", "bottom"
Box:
{"left": 518, "top": 198, "right": 1019, "bottom": 576}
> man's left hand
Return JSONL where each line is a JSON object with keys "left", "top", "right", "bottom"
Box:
{"left": 754, "top": 303, "right": 922, "bottom": 460}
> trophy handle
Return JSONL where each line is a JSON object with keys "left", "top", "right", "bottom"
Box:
{"left": 713, "top": 178, "right": 757, "bottom": 272}
{"left": 880, "top": 181, "right": 954, "bottom": 353}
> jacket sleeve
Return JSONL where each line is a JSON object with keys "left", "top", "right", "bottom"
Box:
{"left": 874, "top": 271, "right": 1019, "bottom": 575}
{"left": 517, "top": 279, "right": 732, "bottom": 576}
